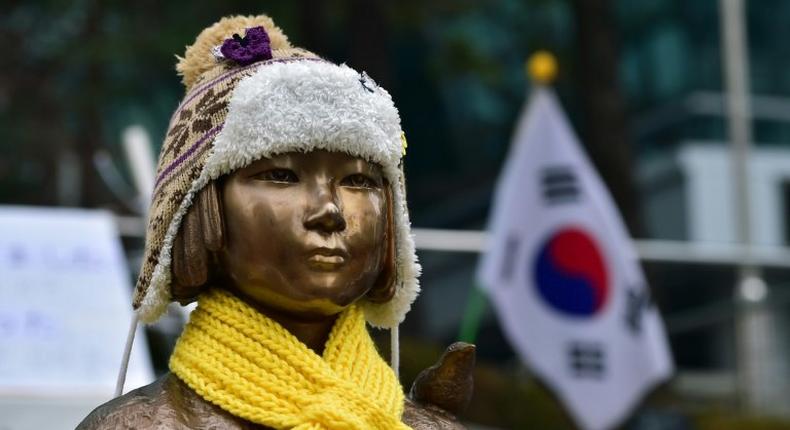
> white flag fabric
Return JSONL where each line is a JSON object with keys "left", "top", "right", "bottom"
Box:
{"left": 477, "top": 88, "right": 673, "bottom": 430}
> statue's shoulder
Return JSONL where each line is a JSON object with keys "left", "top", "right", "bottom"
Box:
{"left": 76, "top": 373, "right": 184, "bottom": 430}
{"left": 76, "top": 373, "right": 263, "bottom": 430}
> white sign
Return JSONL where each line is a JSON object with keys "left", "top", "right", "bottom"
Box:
{"left": 478, "top": 88, "right": 673, "bottom": 430}
{"left": 0, "top": 206, "right": 153, "bottom": 397}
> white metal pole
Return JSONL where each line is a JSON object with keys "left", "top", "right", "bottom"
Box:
{"left": 719, "top": 0, "right": 754, "bottom": 412}
{"left": 720, "top": 0, "right": 752, "bottom": 255}
{"left": 719, "top": 0, "right": 790, "bottom": 415}
{"left": 122, "top": 125, "right": 157, "bottom": 212}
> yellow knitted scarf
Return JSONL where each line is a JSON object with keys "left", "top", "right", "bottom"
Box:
{"left": 169, "top": 289, "right": 410, "bottom": 430}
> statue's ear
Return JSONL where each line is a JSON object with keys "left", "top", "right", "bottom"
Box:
{"left": 366, "top": 185, "right": 397, "bottom": 303}
{"left": 171, "top": 181, "right": 225, "bottom": 303}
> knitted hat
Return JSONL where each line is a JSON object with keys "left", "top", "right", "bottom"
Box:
{"left": 133, "top": 15, "right": 420, "bottom": 329}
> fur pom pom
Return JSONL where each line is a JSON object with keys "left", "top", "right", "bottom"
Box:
{"left": 176, "top": 15, "right": 291, "bottom": 91}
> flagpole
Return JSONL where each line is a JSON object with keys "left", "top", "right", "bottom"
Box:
{"left": 457, "top": 285, "right": 488, "bottom": 343}
{"left": 461, "top": 52, "right": 559, "bottom": 344}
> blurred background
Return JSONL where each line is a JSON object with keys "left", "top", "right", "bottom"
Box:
{"left": 3, "top": 0, "right": 790, "bottom": 429}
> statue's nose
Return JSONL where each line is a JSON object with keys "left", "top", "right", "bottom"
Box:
{"left": 303, "top": 184, "right": 346, "bottom": 234}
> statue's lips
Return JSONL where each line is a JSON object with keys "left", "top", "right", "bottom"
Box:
{"left": 306, "top": 248, "right": 348, "bottom": 270}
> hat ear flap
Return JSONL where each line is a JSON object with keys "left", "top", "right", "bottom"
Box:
{"left": 366, "top": 185, "right": 397, "bottom": 304}
{"left": 171, "top": 181, "right": 225, "bottom": 303}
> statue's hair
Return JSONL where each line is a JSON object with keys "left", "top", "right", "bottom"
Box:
{"left": 170, "top": 181, "right": 224, "bottom": 303}
{"left": 170, "top": 180, "right": 397, "bottom": 305}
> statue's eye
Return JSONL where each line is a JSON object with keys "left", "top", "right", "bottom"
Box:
{"left": 341, "top": 173, "right": 378, "bottom": 189}
{"left": 255, "top": 168, "right": 298, "bottom": 183}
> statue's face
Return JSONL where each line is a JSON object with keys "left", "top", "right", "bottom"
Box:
{"left": 219, "top": 150, "right": 388, "bottom": 319}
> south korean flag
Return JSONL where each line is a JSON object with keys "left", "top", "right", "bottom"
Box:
{"left": 477, "top": 87, "right": 673, "bottom": 430}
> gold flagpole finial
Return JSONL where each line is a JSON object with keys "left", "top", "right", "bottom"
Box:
{"left": 526, "top": 51, "right": 558, "bottom": 85}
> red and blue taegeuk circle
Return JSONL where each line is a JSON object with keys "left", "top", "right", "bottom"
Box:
{"left": 533, "top": 227, "right": 610, "bottom": 317}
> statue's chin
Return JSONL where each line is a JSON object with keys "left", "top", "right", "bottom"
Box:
{"left": 225, "top": 284, "right": 366, "bottom": 322}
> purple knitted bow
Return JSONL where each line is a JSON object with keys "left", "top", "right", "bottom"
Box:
{"left": 220, "top": 26, "right": 272, "bottom": 66}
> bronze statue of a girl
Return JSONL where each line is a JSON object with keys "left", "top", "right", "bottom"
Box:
{"left": 78, "top": 15, "right": 473, "bottom": 429}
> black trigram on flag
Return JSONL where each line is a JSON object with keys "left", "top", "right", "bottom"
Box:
{"left": 625, "top": 287, "right": 654, "bottom": 336}
{"left": 568, "top": 341, "right": 606, "bottom": 379}
{"left": 541, "top": 165, "right": 579, "bottom": 204}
